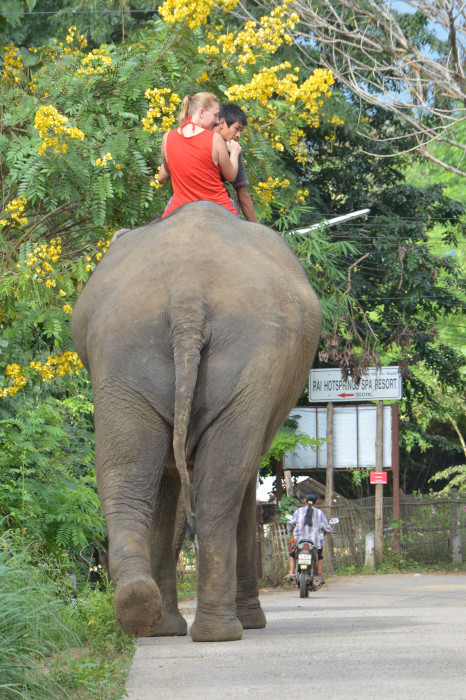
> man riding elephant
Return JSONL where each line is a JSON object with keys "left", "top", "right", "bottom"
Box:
{"left": 71, "top": 201, "right": 321, "bottom": 642}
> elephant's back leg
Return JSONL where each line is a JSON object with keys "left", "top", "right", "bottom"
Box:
{"left": 93, "top": 385, "right": 172, "bottom": 637}
{"left": 235, "top": 474, "right": 266, "bottom": 630}
{"left": 148, "top": 456, "right": 188, "bottom": 636}
{"left": 189, "top": 408, "right": 268, "bottom": 642}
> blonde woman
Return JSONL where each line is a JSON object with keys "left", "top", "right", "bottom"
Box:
{"left": 159, "top": 92, "right": 242, "bottom": 218}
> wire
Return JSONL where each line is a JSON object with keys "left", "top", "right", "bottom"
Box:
{"left": 1, "top": 9, "right": 159, "bottom": 15}
{"left": 0, "top": 0, "right": 444, "bottom": 14}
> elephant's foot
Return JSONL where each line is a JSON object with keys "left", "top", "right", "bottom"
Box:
{"left": 190, "top": 610, "right": 243, "bottom": 642}
{"left": 114, "top": 576, "right": 163, "bottom": 637}
{"left": 236, "top": 602, "right": 266, "bottom": 630}
{"left": 151, "top": 609, "right": 187, "bottom": 637}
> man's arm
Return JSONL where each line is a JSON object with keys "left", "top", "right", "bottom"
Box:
{"left": 229, "top": 152, "right": 257, "bottom": 222}
{"left": 235, "top": 185, "right": 257, "bottom": 222}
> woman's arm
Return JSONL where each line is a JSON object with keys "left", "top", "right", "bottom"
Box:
{"left": 159, "top": 132, "right": 170, "bottom": 181}
{"left": 157, "top": 162, "right": 170, "bottom": 184}
{"left": 212, "top": 132, "right": 241, "bottom": 181}
{"left": 319, "top": 510, "right": 334, "bottom": 534}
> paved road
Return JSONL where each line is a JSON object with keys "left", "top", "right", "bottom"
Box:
{"left": 125, "top": 573, "right": 466, "bottom": 699}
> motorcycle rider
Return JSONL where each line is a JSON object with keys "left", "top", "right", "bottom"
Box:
{"left": 286, "top": 492, "right": 333, "bottom": 582}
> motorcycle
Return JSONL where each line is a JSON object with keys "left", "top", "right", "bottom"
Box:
{"left": 286, "top": 515, "right": 339, "bottom": 598}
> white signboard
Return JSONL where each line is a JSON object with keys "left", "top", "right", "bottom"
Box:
{"left": 284, "top": 405, "right": 393, "bottom": 470}
{"left": 309, "top": 366, "right": 402, "bottom": 403}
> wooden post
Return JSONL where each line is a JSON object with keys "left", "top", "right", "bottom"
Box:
{"left": 450, "top": 487, "right": 458, "bottom": 540}
{"left": 450, "top": 487, "right": 462, "bottom": 563}
{"left": 325, "top": 402, "right": 334, "bottom": 507}
{"left": 284, "top": 469, "right": 293, "bottom": 497}
{"left": 374, "top": 401, "right": 384, "bottom": 562}
{"left": 275, "top": 458, "right": 283, "bottom": 503}
{"left": 391, "top": 403, "right": 401, "bottom": 554}
{"left": 256, "top": 537, "right": 263, "bottom": 579}
{"left": 325, "top": 402, "right": 335, "bottom": 574}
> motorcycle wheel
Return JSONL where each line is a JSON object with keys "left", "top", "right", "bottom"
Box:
{"left": 299, "top": 570, "right": 309, "bottom": 598}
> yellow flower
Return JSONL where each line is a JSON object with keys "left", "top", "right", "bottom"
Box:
{"left": 253, "top": 176, "right": 290, "bottom": 206}
{"left": 149, "top": 177, "right": 164, "bottom": 188}
{"left": 1, "top": 363, "right": 28, "bottom": 398}
{"left": 29, "top": 351, "right": 83, "bottom": 383}
{"left": 63, "top": 304, "right": 73, "bottom": 314}
{"left": 2, "top": 44, "right": 23, "bottom": 85}
{"left": 159, "top": 0, "right": 238, "bottom": 30}
{"left": 226, "top": 64, "right": 333, "bottom": 126}
{"left": 0, "top": 195, "right": 28, "bottom": 229}
{"left": 142, "top": 88, "right": 181, "bottom": 134}
{"left": 34, "top": 105, "right": 85, "bottom": 155}
{"left": 77, "top": 46, "right": 113, "bottom": 75}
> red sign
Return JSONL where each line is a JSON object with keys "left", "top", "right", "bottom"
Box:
{"left": 370, "top": 472, "right": 388, "bottom": 484}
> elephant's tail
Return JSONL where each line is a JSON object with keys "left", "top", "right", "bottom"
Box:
{"left": 170, "top": 294, "right": 205, "bottom": 539}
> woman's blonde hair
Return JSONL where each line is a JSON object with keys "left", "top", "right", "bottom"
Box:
{"left": 177, "top": 92, "right": 219, "bottom": 126}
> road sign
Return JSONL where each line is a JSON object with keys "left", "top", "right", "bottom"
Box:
{"left": 283, "top": 405, "right": 393, "bottom": 470}
{"left": 370, "top": 472, "right": 388, "bottom": 484}
{"left": 309, "top": 366, "right": 402, "bottom": 403}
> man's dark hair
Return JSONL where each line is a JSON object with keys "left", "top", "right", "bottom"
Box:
{"left": 219, "top": 103, "right": 247, "bottom": 127}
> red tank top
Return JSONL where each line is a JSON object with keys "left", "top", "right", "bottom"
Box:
{"left": 162, "top": 128, "right": 239, "bottom": 218}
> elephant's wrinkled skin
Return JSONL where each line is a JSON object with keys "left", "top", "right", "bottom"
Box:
{"left": 71, "top": 201, "right": 321, "bottom": 642}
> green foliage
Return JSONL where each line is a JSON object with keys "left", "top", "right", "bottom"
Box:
{"left": 351, "top": 469, "right": 371, "bottom": 488}
{"left": 405, "top": 122, "right": 466, "bottom": 204}
{"left": 277, "top": 493, "right": 300, "bottom": 523}
{"left": 430, "top": 465, "right": 466, "bottom": 494}
{"left": 0, "top": 393, "right": 104, "bottom": 555}
{"left": 0, "top": 528, "right": 134, "bottom": 699}
{"left": 291, "top": 105, "right": 465, "bottom": 494}
{"left": 0, "top": 529, "right": 74, "bottom": 699}
{"left": 260, "top": 425, "right": 323, "bottom": 476}
{"left": 177, "top": 541, "right": 199, "bottom": 601}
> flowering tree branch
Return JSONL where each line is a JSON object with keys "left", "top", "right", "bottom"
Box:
{"left": 235, "top": 0, "right": 466, "bottom": 176}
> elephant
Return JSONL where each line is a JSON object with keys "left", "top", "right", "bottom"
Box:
{"left": 71, "top": 201, "right": 321, "bottom": 642}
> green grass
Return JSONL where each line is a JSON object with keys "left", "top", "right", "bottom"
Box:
{"left": 0, "top": 529, "right": 134, "bottom": 699}
{"left": 333, "top": 559, "right": 466, "bottom": 577}
{"left": 177, "top": 575, "right": 198, "bottom": 601}
{"left": 55, "top": 579, "right": 135, "bottom": 699}
{"left": 0, "top": 531, "right": 78, "bottom": 699}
